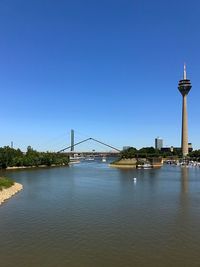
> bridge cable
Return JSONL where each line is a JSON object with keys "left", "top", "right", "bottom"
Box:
{"left": 57, "top": 138, "right": 92, "bottom": 153}
{"left": 57, "top": 137, "right": 120, "bottom": 153}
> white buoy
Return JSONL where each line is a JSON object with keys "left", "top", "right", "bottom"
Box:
{"left": 133, "top": 177, "right": 137, "bottom": 182}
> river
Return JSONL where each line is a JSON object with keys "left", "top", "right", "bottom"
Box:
{"left": 1, "top": 159, "right": 200, "bottom": 267}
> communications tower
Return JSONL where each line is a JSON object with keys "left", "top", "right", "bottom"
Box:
{"left": 178, "top": 64, "right": 192, "bottom": 157}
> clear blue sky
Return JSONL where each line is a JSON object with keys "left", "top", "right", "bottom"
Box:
{"left": 0, "top": 0, "right": 200, "bottom": 152}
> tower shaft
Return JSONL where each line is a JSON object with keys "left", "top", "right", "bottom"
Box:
{"left": 181, "top": 95, "right": 188, "bottom": 156}
{"left": 178, "top": 64, "right": 192, "bottom": 157}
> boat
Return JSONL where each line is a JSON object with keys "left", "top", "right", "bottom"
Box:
{"left": 69, "top": 156, "right": 81, "bottom": 164}
{"left": 143, "top": 163, "right": 152, "bottom": 169}
{"left": 69, "top": 160, "right": 80, "bottom": 165}
{"left": 102, "top": 156, "right": 106, "bottom": 162}
{"left": 137, "top": 165, "right": 142, "bottom": 169}
{"left": 137, "top": 163, "right": 152, "bottom": 169}
{"left": 85, "top": 156, "right": 95, "bottom": 161}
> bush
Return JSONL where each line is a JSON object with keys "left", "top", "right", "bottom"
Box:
{"left": 0, "top": 177, "right": 14, "bottom": 190}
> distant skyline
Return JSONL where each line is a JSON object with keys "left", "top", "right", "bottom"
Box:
{"left": 0, "top": 0, "right": 200, "bottom": 151}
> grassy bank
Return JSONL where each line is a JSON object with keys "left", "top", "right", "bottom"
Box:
{"left": 0, "top": 177, "right": 14, "bottom": 191}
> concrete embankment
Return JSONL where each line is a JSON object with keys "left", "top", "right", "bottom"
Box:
{"left": 110, "top": 164, "right": 137, "bottom": 168}
{"left": 0, "top": 183, "right": 23, "bottom": 205}
{"left": 110, "top": 158, "right": 137, "bottom": 168}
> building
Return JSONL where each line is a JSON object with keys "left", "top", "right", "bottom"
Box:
{"left": 188, "top": 143, "right": 193, "bottom": 151}
{"left": 155, "top": 137, "right": 163, "bottom": 150}
{"left": 178, "top": 64, "right": 192, "bottom": 156}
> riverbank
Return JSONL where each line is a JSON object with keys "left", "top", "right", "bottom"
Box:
{"left": 0, "top": 182, "right": 23, "bottom": 205}
{"left": 6, "top": 164, "right": 68, "bottom": 170}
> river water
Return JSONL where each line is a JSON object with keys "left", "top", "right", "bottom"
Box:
{"left": 1, "top": 160, "right": 200, "bottom": 267}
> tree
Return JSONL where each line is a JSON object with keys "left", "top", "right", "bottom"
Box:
{"left": 0, "top": 146, "right": 69, "bottom": 168}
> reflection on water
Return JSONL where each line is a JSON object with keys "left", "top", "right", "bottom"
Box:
{"left": 181, "top": 166, "right": 189, "bottom": 193}
{"left": 179, "top": 167, "right": 189, "bottom": 218}
{"left": 0, "top": 163, "right": 200, "bottom": 267}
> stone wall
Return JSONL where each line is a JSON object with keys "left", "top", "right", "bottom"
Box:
{"left": 0, "top": 183, "right": 23, "bottom": 205}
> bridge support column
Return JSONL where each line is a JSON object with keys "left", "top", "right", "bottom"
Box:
{"left": 71, "top": 129, "right": 74, "bottom": 152}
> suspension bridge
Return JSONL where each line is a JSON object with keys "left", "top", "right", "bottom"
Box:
{"left": 57, "top": 130, "right": 121, "bottom": 156}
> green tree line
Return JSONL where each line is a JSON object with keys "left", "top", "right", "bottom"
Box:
{"left": 121, "top": 147, "right": 199, "bottom": 159}
{"left": 121, "top": 147, "right": 166, "bottom": 159}
{"left": 0, "top": 146, "right": 69, "bottom": 169}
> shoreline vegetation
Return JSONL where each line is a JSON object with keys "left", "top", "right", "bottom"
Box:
{"left": 0, "top": 176, "right": 14, "bottom": 190}
{"left": 118, "top": 146, "right": 200, "bottom": 160}
{"left": 0, "top": 146, "right": 69, "bottom": 170}
{"left": 0, "top": 177, "right": 23, "bottom": 205}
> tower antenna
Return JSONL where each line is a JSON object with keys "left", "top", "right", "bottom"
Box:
{"left": 183, "top": 63, "right": 187, "bottom": 80}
